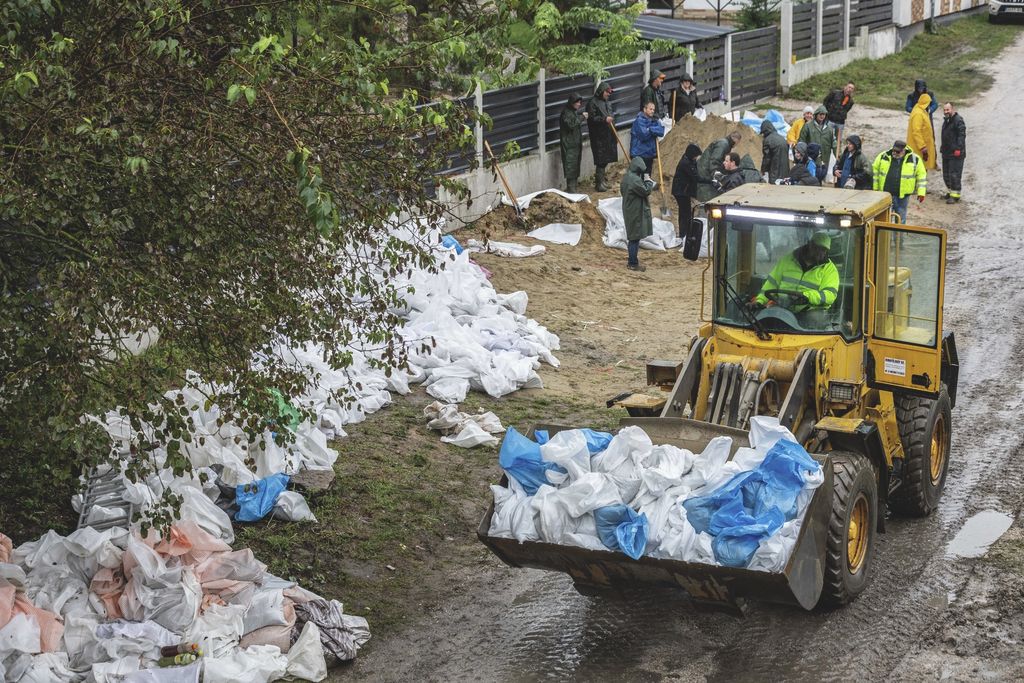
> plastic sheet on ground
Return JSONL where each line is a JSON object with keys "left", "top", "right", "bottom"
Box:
{"left": 488, "top": 417, "right": 823, "bottom": 572}
{"left": 740, "top": 109, "right": 789, "bottom": 135}
{"left": 500, "top": 188, "right": 590, "bottom": 211}
{"left": 464, "top": 239, "right": 546, "bottom": 258}
{"left": 526, "top": 223, "right": 582, "bottom": 246}
{"left": 597, "top": 197, "right": 682, "bottom": 252}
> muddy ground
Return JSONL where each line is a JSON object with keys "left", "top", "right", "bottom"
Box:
{"left": 334, "top": 35, "right": 1024, "bottom": 682}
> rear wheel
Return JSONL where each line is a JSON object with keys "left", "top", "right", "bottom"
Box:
{"left": 891, "top": 387, "right": 952, "bottom": 516}
{"left": 820, "top": 451, "right": 877, "bottom": 608}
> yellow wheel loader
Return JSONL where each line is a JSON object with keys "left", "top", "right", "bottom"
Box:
{"left": 479, "top": 185, "right": 958, "bottom": 612}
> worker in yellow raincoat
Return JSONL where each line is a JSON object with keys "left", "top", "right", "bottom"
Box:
{"left": 907, "top": 93, "right": 937, "bottom": 170}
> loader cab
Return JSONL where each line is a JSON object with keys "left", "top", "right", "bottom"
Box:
{"left": 711, "top": 207, "right": 863, "bottom": 340}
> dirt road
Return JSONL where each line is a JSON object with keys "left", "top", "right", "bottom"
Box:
{"left": 346, "top": 35, "right": 1024, "bottom": 682}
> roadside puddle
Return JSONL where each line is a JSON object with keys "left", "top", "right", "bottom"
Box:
{"left": 945, "top": 510, "right": 1014, "bottom": 558}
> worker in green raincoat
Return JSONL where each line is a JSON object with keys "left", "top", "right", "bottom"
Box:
{"left": 559, "top": 93, "right": 586, "bottom": 193}
{"left": 621, "top": 156, "right": 656, "bottom": 272}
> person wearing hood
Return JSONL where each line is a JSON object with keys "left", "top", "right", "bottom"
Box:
{"left": 672, "top": 143, "right": 703, "bottom": 257}
{"left": 674, "top": 74, "right": 702, "bottom": 121}
{"left": 832, "top": 135, "right": 872, "bottom": 189}
{"left": 788, "top": 106, "right": 814, "bottom": 149}
{"left": 760, "top": 120, "right": 790, "bottom": 183}
{"left": 806, "top": 142, "right": 822, "bottom": 182}
{"left": 907, "top": 93, "right": 937, "bottom": 170}
{"left": 940, "top": 101, "right": 967, "bottom": 203}
{"left": 739, "top": 154, "right": 762, "bottom": 184}
{"left": 586, "top": 82, "right": 617, "bottom": 191}
{"left": 783, "top": 142, "right": 821, "bottom": 186}
{"left": 716, "top": 153, "right": 746, "bottom": 194}
{"left": 799, "top": 105, "right": 836, "bottom": 166}
{"left": 629, "top": 100, "right": 666, "bottom": 176}
{"left": 872, "top": 139, "right": 926, "bottom": 224}
{"left": 641, "top": 70, "right": 668, "bottom": 119}
{"left": 905, "top": 79, "right": 939, "bottom": 117}
{"left": 559, "top": 93, "right": 587, "bottom": 193}
{"left": 752, "top": 231, "right": 839, "bottom": 312}
{"left": 697, "top": 131, "right": 742, "bottom": 202}
{"left": 621, "top": 156, "right": 657, "bottom": 271}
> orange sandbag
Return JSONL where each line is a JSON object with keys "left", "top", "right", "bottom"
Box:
{"left": 239, "top": 599, "right": 296, "bottom": 652}
{"left": 0, "top": 532, "right": 12, "bottom": 563}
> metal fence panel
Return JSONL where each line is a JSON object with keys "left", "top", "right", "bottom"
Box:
{"left": 693, "top": 37, "right": 726, "bottom": 105}
{"left": 415, "top": 97, "right": 475, "bottom": 196}
{"left": 851, "top": 0, "right": 893, "bottom": 32}
{"left": 601, "top": 60, "right": 646, "bottom": 129}
{"left": 651, "top": 51, "right": 687, "bottom": 94}
{"left": 792, "top": 1, "right": 818, "bottom": 59}
{"left": 545, "top": 73, "right": 594, "bottom": 149}
{"left": 821, "top": 0, "right": 846, "bottom": 53}
{"left": 730, "top": 27, "right": 779, "bottom": 106}
{"left": 483, "top": 82, "right": 539, "bottom": 156}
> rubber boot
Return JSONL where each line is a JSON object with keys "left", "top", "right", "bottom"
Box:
{"left": 594, "top": 166, "right": 608, "bottom": 192}
{"left": 567, "top": 178, "right": 578, "bottom": 193}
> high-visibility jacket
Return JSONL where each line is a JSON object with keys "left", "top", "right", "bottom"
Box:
{"left": 787, "top": 117, "right": 806, "bottom": 147}
{"left": 756, "top": 252, "right": 839, "bottom": 309}
{"left": 871, "top": 149, "right": 927, "bottom": 199}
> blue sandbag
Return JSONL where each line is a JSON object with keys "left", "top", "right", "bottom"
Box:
{"left": 534, "top": 429, "right": 549, "bottom": 445}
{"left": 235, "top": 472, "right": 290, "bottom": 522}
{"left": 498, "top": 427, "right": 564, "bottom": 495}
{"left": 682, "top": 439, "right": 820, "bottom": 567}
{"left": 594, "top": 504, "right": 649, "bottom": 560}
{"left": 580, "top": 428, "right": 614, "bottom": 454}
{"left": 441, "top": 234, "right": 464, "bottom": 254}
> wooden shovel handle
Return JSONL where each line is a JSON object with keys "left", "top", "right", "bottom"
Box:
{"left": 484, "top": 139, "right": 521, "bottom": 211}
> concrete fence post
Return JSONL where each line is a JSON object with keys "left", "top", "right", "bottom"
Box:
{"left": 536, "top": 68, "right": 546, "bottom": 155}
{"left": 780, "top": 0, "right": 793, "bottom": 93}
{"left": 474, "top": 82, "right": 484, "bottom": 164}
{"left": 643, "top": 50, "right": 651, "bottom": 84}
{"left": 686, "top": 43, "right": 695, "bottom": 77}
{"left": 816, "top": 0, "right": 824, "bottom": 56}
{"left": 724, "top": 33, "right": 733, "bottom": 110}
{"left": 843, "top": 0, "right": 851, "bottom": 49}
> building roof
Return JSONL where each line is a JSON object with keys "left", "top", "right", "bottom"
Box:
{"left": 631, "top": 14, "right": 735, "bottom": 44}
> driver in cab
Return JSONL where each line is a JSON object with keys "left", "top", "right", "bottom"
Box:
{"left": 750, "top": 231, "right": 839, "bottom": 312}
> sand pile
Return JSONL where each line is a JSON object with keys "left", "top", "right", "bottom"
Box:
{"left": 659, "top": 114, "right": 763, "bottom": 180}
{"left": 466, "top": 192, "right": 607, "bottom": 245}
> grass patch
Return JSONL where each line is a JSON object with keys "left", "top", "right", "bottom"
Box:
{"left": 788, "top": 15, "right": 1023, "bottom": 109}
{"left": 234, "top": 388, "right": 627, "bottom": 636}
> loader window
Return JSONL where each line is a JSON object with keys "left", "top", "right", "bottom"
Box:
{"left": 715, "top": 215, "right": 862, "bottom": 339}
{"left": 872, "top": 228, "right": 941, "bottom": 347}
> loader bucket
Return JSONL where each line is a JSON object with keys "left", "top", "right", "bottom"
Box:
{"left": 478, "top": 418, "right": 832, "bottom": 613}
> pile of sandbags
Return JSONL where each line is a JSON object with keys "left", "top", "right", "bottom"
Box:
{"left": 488, "top": 417, "right": 824, "bottom": 572}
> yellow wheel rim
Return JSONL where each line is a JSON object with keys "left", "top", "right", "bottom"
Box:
{"left": 930, "top": 413, "right": 947, "bottom": 485}
{"left": 847, "top": 494, "right": 869, "bottom": 574}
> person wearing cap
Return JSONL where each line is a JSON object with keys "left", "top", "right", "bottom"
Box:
{"left": 799, "top": 105, "right": 837, "bottom": 168}
{"left": 872, "top": 140, "right": 927, "bottom": 224}
{"left": 672, "top": 142, "right": 703, "bottom": 257}
{"left": 752, "top": 231, "right": 839, "bottom": 311}
{"left": 621, "top": 156, "right": 657, "bottom": 272}
{"left": 559, "top": 92, "right": 587, "bottom": 193}
{"left": 832, "top": 135, "right": 872, "bottom": 190}
{"left": 760, "top": 120, "right": 790, "bottom": 183}
{"left": 586, "top": 82, "right": 617, "bottom": 191}
{"left": 787, "top": 106, "right": 814, "bottom": 150}
{"left": 641, "top": 70, "right": 668, "bottom": 119}
{"left": 674, "top": 74, "right": 702, "bottom": 121}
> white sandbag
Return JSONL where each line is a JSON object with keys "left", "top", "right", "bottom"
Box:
{"left": 202, "top": 645, "right": 288, "bottom": 683}
{"left": 122, "top": 661, "right": 201, "bottom": 683}
{"left": 748, "top": 517, "right": 803, "bottom": 573}
{"left": 91, "top": 658, "right": 141, "bottom": 683}
{"left": 540, "top": 430, "right": 591, "bottom": 484}
{"left": 186, "top": 602, "right": 246, "bottom": 659}
{"left": 272, "top": 491, "right": 318, "bottom": 523}
{"left": 425, "top": 376, "right": 470, "bottom": 403}
{"left": 441, "top": 422, "right": 499, "bottom": 448}
{"left": 527, "top": 223, "right": 582, "bottom": 246}
{"left": 598, "top": 197, "right": 682, "bottom": 252}
{"left": 592, "top": 426, "right": 652, "bottom": 480}
{"left": 13, "top": 652, "right": 78, "bottom": 683}
{"left": 464, "top": 239, "right": 546, "bottom": 258}
{"left": 0, "top": 613, "right": 41, "bottom": 654}
{"left": 501, "top": 188, "right": 590, "bottom": 210}
{"left": 285, "top": 621, "right": 327, "bottom": 681}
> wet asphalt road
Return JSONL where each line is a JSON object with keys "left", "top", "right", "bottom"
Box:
{"left": 350, "top": 35, "right": 1024, "bottom": 682}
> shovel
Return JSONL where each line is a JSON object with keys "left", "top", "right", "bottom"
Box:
{"left": 484, "top": 139, "right": 527, "bottom": 227}
{"left": 655, "top": 139, "right": 671, "bottom": 220}
{"left": 611, "top": 125, "right": 631, "bottom": 162}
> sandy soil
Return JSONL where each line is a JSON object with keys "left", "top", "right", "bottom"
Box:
{"left": 340, "top": 34, "right": 1024, "bottom": 682}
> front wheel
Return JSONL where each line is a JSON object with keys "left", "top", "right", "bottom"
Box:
{"left": 820, "top": 451, "right": 877, "bottom": 608}
{"left": 890, "top": 387, "right": 952, "bottom": 517}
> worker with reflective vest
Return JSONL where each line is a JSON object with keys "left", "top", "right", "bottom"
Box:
{"left": 753, "top": 232, "right": 839, "bottom": 311}
{"left": 871, "top": 139, "right": 927, "bottom": 224}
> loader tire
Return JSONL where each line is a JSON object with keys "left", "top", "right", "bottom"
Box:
{"left": 890, "top": 387, "right": 952, "bottom": 517}
{"left": 820, "top": 451, "right": 877, "bottom": 608}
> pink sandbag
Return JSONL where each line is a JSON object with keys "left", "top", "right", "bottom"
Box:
{"left": 89, "top": 566, "right": 126, "bottom": 619}
{"left": 239, "top": 599, "right": 296, "bottom": 652}
{"left": 0, "top": 532, "right": 11, "bottom": 563}
{"left": 1, "top": 574, "right": 64, "bottom": 652}
{"left": 147, "top": 521, "right": 230, "bottom": 565}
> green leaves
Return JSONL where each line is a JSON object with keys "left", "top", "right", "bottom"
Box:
{"left": 227, "top": 84, "right": 256, "bottom": 105}
{"left": 12, "top": 71, "right": 38, "bottom": 96}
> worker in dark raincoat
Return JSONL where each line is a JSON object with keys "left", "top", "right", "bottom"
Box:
{"left": 760, "top": 120, "right": 790, "bottom": 183}
{"left": 739, "top": 154, "right": 762, "bottom": 184}
{"left": 621, "top": 156, "right": 656, "bottom": 272}
{"left": 559, "top": 93, "right": 587, "bottom": 193}
{"left": 674, "top": 74, "right": 702, "bottom": 121}
{"left": 697, "top": 131, "right": 741, "bottom": 202}
{"left": 672, "top": 143, "right": 703, "bottom": 258}
{"left": 586, "top": 81, "right": 617, "bottom": 191}
{"left": 641, "top": 70, "right": 668, "bottom": 119}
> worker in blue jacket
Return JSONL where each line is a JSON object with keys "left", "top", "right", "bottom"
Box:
{"left": 629, "top": 101, "right": 665, "bottom": 177}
